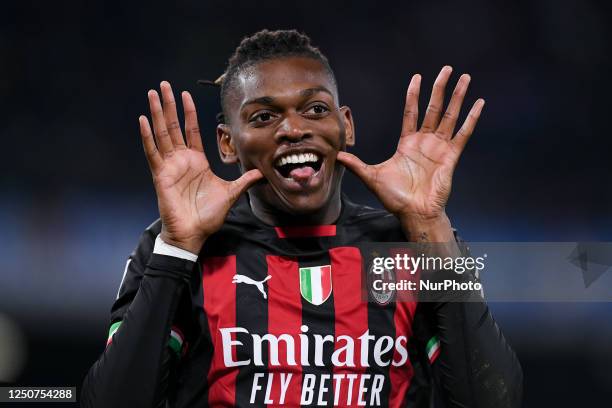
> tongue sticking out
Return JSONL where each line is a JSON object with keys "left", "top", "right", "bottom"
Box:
{"left": 289, "top": 165, "right": 316, "bottom": 182}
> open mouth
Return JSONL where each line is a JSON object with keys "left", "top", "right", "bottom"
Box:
{"left": 274, "top": 152, "right": 323, "bottom": 180}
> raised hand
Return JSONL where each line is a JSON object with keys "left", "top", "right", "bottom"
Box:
{"left": 139, "top": 82, "right": 263, "bottom": 254}
{"left": 337, "top": 66, "right": 484, "bottom": 227}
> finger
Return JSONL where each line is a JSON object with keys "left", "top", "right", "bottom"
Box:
{"left": 139, "top": 115, "right": 163, "bottom": 172}
{"left": 400, "top": 74, "right": 421, "bottom": 136}
{"left": 451, "top": 98, "right": 485, "bottom": 153}
{"left": 148, "top": 90, "right": 174, "bottom": 155}
{"left": 182, "top": 91, "right": 205, "bottom": 153}
{"left": 160, "top": 81, "right": 186, "bottom": 148}
{"left": 228, "top": 169, "right": 264, "bottom": 201}
{"left": 437, "top": 73, "right": 471, "bottom": 138}
{"left": 336, "top": 151, "right": 373, "bottom": 186}
{"left": 421, "top": 66, "right": 453, "bottom": 132}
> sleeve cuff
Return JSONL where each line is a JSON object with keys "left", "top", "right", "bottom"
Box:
{"left": 153, "top": 234, "right": 199, "bottom": 262}
{"left": 146, "top": 253, "right": 196, "bottom": 283}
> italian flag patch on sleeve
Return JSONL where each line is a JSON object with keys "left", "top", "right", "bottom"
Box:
{"left": 169, "top": 326, "right": 185, "bottom": 356}
{"left": 105, "top": 321, "right": 185, "bottom": 356}
{"left": 426, "top": 336, "right": 441, "bottom": 363}
{"left": 106, "top": 321, "right": 121, "bottom": 346}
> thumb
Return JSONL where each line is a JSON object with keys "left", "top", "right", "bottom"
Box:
{"left": 336, "top": 151, "right": 373, "bottom": 185}
{"left": 229, "top": 168, "right": 264, "bottom": 201}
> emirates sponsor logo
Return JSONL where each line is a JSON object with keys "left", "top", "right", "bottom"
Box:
{"left": 219, "top": 325, "right": 408, "bottom": 368}
{"left": 219, "top": 325, "right": 406, "bottom": 406}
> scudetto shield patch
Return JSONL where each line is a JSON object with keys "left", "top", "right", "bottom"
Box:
{"left": 299, "top": 265, "right": 332, "bottom": 305}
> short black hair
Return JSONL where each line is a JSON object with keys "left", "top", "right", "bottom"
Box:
{"left": 219, "top": 29, "right": 336, "bottom": 122}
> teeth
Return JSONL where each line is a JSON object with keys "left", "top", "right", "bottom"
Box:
{"left": 275, "top": 152, "right": 320, "bottom": 167}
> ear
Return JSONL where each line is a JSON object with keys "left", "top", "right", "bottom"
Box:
{"left": 340, "top": 106, "right": 355, "bottom": 147}
{"left": 216, "top": 124, "right": 239, "bottom": 164}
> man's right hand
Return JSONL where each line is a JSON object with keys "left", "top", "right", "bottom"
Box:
{"left": 138, "top": 81, "right": 263, "bottom": 254}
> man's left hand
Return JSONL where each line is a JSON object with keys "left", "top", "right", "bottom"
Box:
{"left": 337, "top": 66, "right": 484, "bottom": 241}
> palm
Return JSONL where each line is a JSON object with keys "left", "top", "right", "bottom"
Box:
{"left": 139, "top": 82, "right": 262, "bottom": 252}
{"left": 338, "top": 66, "right": 484, "bottom": 220}
{"left": 374, "top": 133, "right": 457, "bottom": 217}
{"left": 154, "top": 150, "right": 229, "bottom": 241}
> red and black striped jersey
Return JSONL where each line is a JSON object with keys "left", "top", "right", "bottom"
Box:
{"left": 82, "top": 194, "right": 523, "bottom": 408}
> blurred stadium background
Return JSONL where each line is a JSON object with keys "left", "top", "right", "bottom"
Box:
{"left": 1, "top": 0, "right": 611, "bottom": 406}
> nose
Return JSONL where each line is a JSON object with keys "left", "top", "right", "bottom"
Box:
{"left": 274, "top": 112, "right": 311, "bottom": 144}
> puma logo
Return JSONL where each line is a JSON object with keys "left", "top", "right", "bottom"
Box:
{"left": 232, "top": 274, "right": 272, "bottom": 299}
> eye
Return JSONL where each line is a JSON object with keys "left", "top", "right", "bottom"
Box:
{"left": 304, "top": 103, "right": 330, "bottom": 116}
{"left": 249, "top": 111, "right": 276, "bottom": 124}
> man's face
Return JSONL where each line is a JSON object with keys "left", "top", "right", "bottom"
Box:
{"left": 218, "top": 56, "right": 354, "bottom": 215}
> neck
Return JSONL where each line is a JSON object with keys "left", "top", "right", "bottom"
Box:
{"left": 249, "top": 190, "right": 342, "bottom": 226}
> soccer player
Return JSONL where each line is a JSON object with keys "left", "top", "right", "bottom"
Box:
{"left": 82, "top": 30, "right": 522, "bottom": 407}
